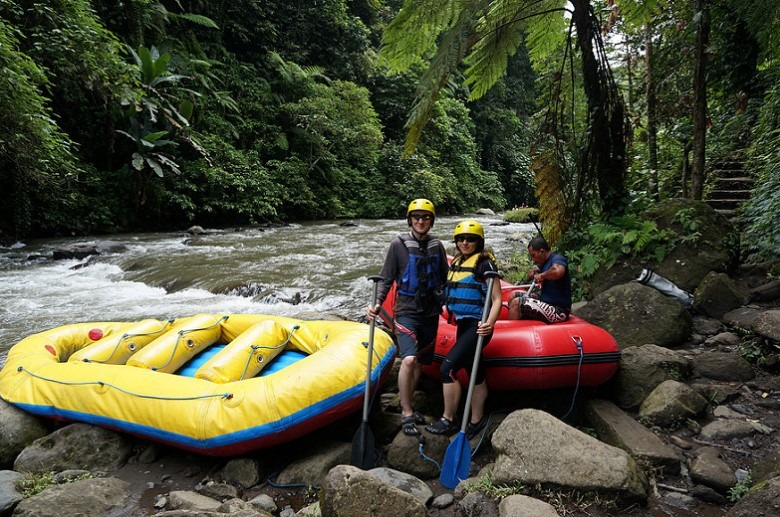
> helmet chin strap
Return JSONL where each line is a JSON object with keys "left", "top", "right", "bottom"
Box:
{"left": 409, "top": 227, "right": 430, "bottom": 240}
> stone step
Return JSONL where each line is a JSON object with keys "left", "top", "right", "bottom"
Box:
{"left": 710, "top": 161, "right": 744, "bottom": 171}
{"left": 585, "top": 399, "right": 682, "bottom": 474}
{"left": 711, "top": 177, "right": 754, "bottom": 190}
{"left": 706, "top": 199, "right": 746, "bottom": 210}
{"left": 707, "top": 189, "right": 752, "bottom": 200}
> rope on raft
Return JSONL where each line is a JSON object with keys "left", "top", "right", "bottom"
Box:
{"left": 14, "top": 366, "right": 233, "bottom": 400}
{"left": 239, "top": 325, "right": 301, "bottom": 380}
{"left": 84, "top": 319, "right": 175, "bottom": 364}
{"left": 151, "top": 315, "right": 230, "bottom": 371}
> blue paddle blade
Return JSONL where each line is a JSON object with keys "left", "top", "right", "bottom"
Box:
{"left": 440, "top": 432, "right": 471, "bottom": 489}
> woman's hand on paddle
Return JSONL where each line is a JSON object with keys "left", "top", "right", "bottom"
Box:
{"left": 366, "top": 303, "right": 380, "bottom": 321}
{"left": 476, "top": 321, "right": 494, "bottom": 336}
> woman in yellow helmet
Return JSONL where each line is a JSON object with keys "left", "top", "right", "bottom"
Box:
{"left": 425, "top": 220, "right": 502, "bottom": 438}
{"left": 367, "top": 198, "right": 449, "bottom": 436}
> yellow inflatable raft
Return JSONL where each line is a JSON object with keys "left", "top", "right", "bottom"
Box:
{"left": 0, "top": 314, "right": 396, "bottom": 456}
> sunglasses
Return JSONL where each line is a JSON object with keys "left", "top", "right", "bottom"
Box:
{"left": 410, "top": 214, "right": 433, "bottom": 221}
{"left": 455, "top": 235, "right": 479, "bottom": 243}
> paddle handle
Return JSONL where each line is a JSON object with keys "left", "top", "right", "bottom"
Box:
{"left": 459, "top": 270, "right": 499, "bottom": 434}
{"left": 362, "top": 276, "right": 383, "bottom": 422}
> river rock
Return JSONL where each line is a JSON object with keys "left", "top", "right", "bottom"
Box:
{"left": 13, "top": 423, "right": 133, "bottom": 474}
{"left": 693, "top": 272, "right": 746, "bottom": 318}
{"left": 319, "top": 464, "right": 427, "bottom": 517}
{"left": 689, "top": 447, "right": 737, "bottom": 494}
{"left": 490, "top": 409, "right": 648, "bottom": 504}
{"left": 498, "top": 494, "right": 560, "bottom": 516}
{"left": 11, "top": 476, "right": 130, "bottom": 517}
{"left": 574, "top": 282, "right": 692, "bottom": 348}
{"left": 691, "top": 352, "right": 755, "bottom": 382}
{"left": 726, "top": 474, "right": 780, "bottom": 517}
{"left": 638, "top": 380, "right": 709, "bottom": 429}
{"left": 608, "top": 344, "right": 691, "bottom": 409}
{"left": 752, "top": 310, "right": 780, "bottom": 342}
{"left": 0, "top": 400, "right": 49, "bottom": 469}
{"left": 0, "top": 470, "right": 23, "bottom": 515}
{"left": 585, "top": 399, "right": 682, "bottom": 474}
{"left": 275, "top": 441, "right": 351, "bottom": 486}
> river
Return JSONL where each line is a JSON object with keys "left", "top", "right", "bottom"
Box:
{"left": 0, "top": 215, "right": 535, "bottom": 361}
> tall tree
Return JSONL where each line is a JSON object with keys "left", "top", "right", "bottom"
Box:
{"left": 380, "top": 0, "right": 632, "bottom": 238}
{"left": 690, "top": 0, "right": 710, "bottom": 199}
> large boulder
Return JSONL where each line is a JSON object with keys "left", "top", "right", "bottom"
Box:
{"left": 490, "top": 409, "right": 648, "bottom": 504}
{"left": 319, "top": 465, "right": 427, "bottom": 517}
{"left": 588, "top": 199, "right": 738, "bottom": 297}
{"left": 10, "top": 477, "right": 130, "bottom": 517}
{"left": 637, "top": 380, "right": 709, "bottom": 429}
{"left": 0, "top": 401, "right": 49, "bottom": 469}
{"left": 13, "top": 423, "right": 133, "bottom": 475}
{"left": 693, "top": 272, "right": 746, "bottom": 319}
{"left": 606, "top": 344, "right": 691, "bottom": 409}
{"left": 575, "top": 282, "right": 692, "bottom": 348}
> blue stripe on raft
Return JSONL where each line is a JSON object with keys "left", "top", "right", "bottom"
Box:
{"left": 14, "top": 344, "right": 396, "bottom": 453}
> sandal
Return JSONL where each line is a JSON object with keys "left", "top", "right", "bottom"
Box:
{"left": 425, "top": 416, "right": 459, "bottom": 435}
{"left": 401, "top": 414, "right": 421, "bottom": 436}
{"left": 466, "top": 416, "right": 488, "bottom": 439}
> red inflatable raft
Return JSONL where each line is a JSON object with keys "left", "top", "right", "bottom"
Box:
{"left": 380, "top": 282, "right": 621, "bottom": 391}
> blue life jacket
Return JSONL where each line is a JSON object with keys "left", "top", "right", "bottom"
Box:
{"left": 397, "top": 234, "right": 444, "bottom": 297}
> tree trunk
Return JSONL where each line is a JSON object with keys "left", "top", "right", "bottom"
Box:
{"left": 570, "top": 0, "right": 629, "bottom": 215}
{"left": 645, "top": 24, "right": 659, "bottom": 200}
{"left": 691, "top": 0, "right": 710, "bottom": 200}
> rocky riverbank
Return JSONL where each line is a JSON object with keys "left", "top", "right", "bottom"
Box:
{"left": 1, "top": 200, "right": 780, "bottom": 516}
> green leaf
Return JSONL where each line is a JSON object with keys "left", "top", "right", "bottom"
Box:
{"left": 145, "top": 156, "right": 164, "bottom": 177}
{"left": 142, "top": 131, "right": 170, "bottom": 143}
{"left": 131, "top": 152, "right": 144, "bottom": 170}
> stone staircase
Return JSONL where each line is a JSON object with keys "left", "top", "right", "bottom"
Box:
{"left": 705, "top": 157, "right": 753, "bottom": 222}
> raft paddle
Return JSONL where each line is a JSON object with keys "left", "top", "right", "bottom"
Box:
{"left": 440, "top": 270, "right": 500, "bottom": 489}
{"left": 350, "top": 275, "right": 383, "bottom": 469}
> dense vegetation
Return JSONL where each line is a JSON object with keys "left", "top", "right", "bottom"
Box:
{"left": 1, "top": 1, "right": 778, "bottom": 263}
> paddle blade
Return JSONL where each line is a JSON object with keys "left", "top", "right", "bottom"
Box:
{"left": 350, "top": 423, "right": 375, "bottom": 470}
{"left": 440, "top": 432, "right": 471, "bottom": 489}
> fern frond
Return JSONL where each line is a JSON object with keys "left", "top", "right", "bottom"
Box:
{"left": 380, "top": 0, "right": 462, "bottom": 72}
{"left": 531, "top": 146, "right": 569, "bottom": 245}
{"left": 403, "top": 2, "right": 482, "bottom": 155}
{"left": 613, "top": 0, "right": 661, "bottom": 30}
{"left": 174, "top": 13, "right": 219, "bottom": 30}
{"left": 464, "top": 3, "right": 527, "bottom": 100}
{"left": 524, "top": 1, "right": 569, "bottom": 72}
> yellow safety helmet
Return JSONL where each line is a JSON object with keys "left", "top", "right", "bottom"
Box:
{"left": 453, "top": 220, "right": 484, "bottom": 239}
{"left": 406, "top": 198, "right": 436, "bottom": 217}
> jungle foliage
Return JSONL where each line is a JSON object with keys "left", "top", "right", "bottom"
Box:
{"left": 0, "top": 0, "right": 778, "bottom": 266}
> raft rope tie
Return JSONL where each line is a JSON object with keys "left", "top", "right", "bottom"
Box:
{"left": 150, "top": 315, "right": 229, "bottom": 371}
{"left": 14, "top": 366, "right": 232, "bottom": 400}
{"left": 561, "top": 336, "right": 585, "bottom": 420}
{"left": 239, "top": 325, "right": 300, "bottom": 380}
{"left": 83, "top": 319, "right": 175, "bottom": 364}
{"left": 417, "top": 434, "right": 441, "bottom": 470}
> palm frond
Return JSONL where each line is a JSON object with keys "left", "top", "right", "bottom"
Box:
{"left": 463, "top": 3, "right": 528, "bottom": 99}
{"left": 403, "top": 2, "right": 484, "bottom": 155}
{"left": 531, "top": 146, "right": 569, "bottom": 245}
{"left": 613, "top": 0, "right": 660, "bottom": 29}
{"left": 524, "top": 1, "right": 569, "bottom": 72}
{"left": 380, "top": 0, "right": 462, "bottom": 72}
{"left": 174, "top": 13, "right": 220, "bottom": 30}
